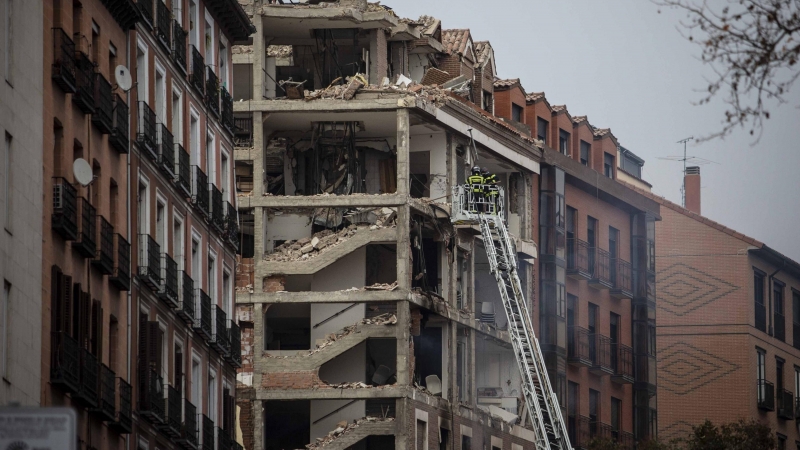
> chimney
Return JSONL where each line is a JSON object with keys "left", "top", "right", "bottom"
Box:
{"left": 684, "top": 166, "right": 701, "bottom": 214}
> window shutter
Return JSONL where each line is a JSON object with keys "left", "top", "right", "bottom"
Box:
{"left": 62, "top": 274, "right": 73, "bottom": 336}
{"left": 91, "top": 299, "right": 103, "bottom": 357}
{"left": 138, "top": 312, "right": 150, "bottom": 390}
{"left": 175, "top": 349, "right": 184, "bottom": 394}
{"left": 51, "top": 266, "right": 63, "bottom": 333}
{"left": 222, "top": 387, "right": 231, "bottom": 432}
{"left": 147, "top": 321, "right": 162, "bottom": 376}
{"left": 71, "top": 283, "right": 82, "bottom": 340}
{"left": 78, "top": 291, "right": 91, "bottom": 349}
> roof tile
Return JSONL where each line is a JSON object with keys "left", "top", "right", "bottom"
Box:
{"left": 442, "top": 29, "right": 471, "bottom": 56}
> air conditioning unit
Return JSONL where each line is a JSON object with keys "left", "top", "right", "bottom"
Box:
{"left": 53, "top": 184, "right": 65, "bottom": 210}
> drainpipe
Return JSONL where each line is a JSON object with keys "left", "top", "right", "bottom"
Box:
{"left": 125, "top": 26, "right": 132, "bottom": 450}
{"left": 768, "top": 259, "right": 787, "bottom": 336}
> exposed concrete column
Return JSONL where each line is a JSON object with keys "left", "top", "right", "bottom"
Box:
{"left": 395, "top": 300, "right": 410, "bottom": 386}
{"left": 396, "top": 109, "right": 410, "bottom": 197}
{"left": 251, "top": 111, "right": 266, "bottom": 263}
{"left": 252, "top": 17, "right": 265, "bottom": 100}
{"left": 253, "top": 400, "right": 264, "bottom": 450}
{"left": 394, "top": 397, "right": 409, "bottom": 449}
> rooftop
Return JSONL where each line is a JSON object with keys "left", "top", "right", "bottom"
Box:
{"left": 442, "top": 29, "right": 471, "bottom": 56}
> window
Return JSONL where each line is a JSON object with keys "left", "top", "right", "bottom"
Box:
{"left": 204, "top": 13, "right": 214, "bottom": 66}
{"left": 565, "top": 206, "right": 576, "bottom": 267}
{"left": 567, "top": 381, "right": 578, "bottom": 443}
{"left": 189, "top": 0, "right": 199, "bottom": 47}
{"left": 757, "top": 348, "right": 767, "bottom": 405}
{"left": 109, "top": 315, "right": 119, "bottom": 373}
{"left": 136, "top": 39, "right": 148, "bottom": 104}
{"left": 611, "top": 397, "right": 621, "bottom": 435}
{"left": 589, "top": 389, "right": 599, "bottom": 435}
{"left": 221, "top": 151, "right": 229, "bottom": 201}
{"left": 793, "top": 290, "right": 800, "bottom": 350}
{"left": 587, "top": 217, "right": 597, "bottom": 274}
{"left": 580, "top": 140, "right": 590, "bottom": 166}
{"left": 91, "top": 21, "right": 99, "bottom": 64}
{"left": 155, "top": 62, "right": 166, "bottom": 122}
{"left": 155, "top": 196, "right": 167, "bottom": 251}
{"left": 138, "top": 177, "right": 150, "bottom": 235}
{"left": 537, "top": 117, "right": 548, "bottom": 144}
{"left": 795, "top": 366, "right": 800, "bottom": 403}
{"left": 482, "top": 91, "right": 492, "bottom": 114}
{"left": 777, "top": 358, "right": 785, "bottom": 392}
{"left": 159, "top": 322, "right": 168, "bottom": 381}
{"left": 439, "top": 428, "right": 449, "bottom": 450}
{"left": 108, "top": 42, "right": 117, "bottom": 80}
{"left": 777, "top": 434, "right": 786, "bottom": 450}
{"left": 172, "top": 0, "right": 183, "bottom": 25}
{"left": 588, "top": 303, "right": 598, "bottom": 362}
{"left": 1, "top": 281, "right": 8, "bottom": 378}
{"left": 222, "top": 269, "right": 231, "bottom": 315}
{"left": 208, "top": 369, "right": 217, "bottom": 422}
{"left": 174, "top": 214, "right": 185, "bottom": 270}
{"left": 2, "top": 132, "right": 11, "bottom": 231}
{"left": 191, "top": 354, "right": 201, "bottom": 404}
{"left": 511, "top": 104, "right": 523, "bottom": 123}
{"left": 416, "top": 419, "right": 427, "bottom": 450}
{"left": 461, "top": 435, "right": 471, "bottom": 450}
{"left": 191, "top": 234, "right": 201, "bottom": 287}
{"left": 219, "top": 36, "right": 228, "bottom": 88}
{"left": 208, "top": 252, "right": 216, "bottom": 301}
{"left": 559, "top": 129, "right": 570, "bottom": 155}
{"left": 3, "top": 0, "right": 12, "bottom": 83}
{"left": 775, "top": 280, "right": 786, "bottom": 341}
{"left": 171, "top": 87, "right": 183, "bottom": 144}
{"left": 603, "top": 153, "right": 614, "bottom": 178}
{"left": 755, "top": 269, "right": 766, "bottom": 332}
{"left": 174, "top": 340, "right": 184, "bottom": 392}
{"left": 110, "top": 179, "right": 119, "bottom": 228}
{"left": 189, "top": 109, "right": 199, "bottom": 165}
{"left": 206, "top": 131, "right": 215, "bottom": 181}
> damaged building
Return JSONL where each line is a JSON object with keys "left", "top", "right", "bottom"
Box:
{"left": 231, "top": 1, "right": 660, "bottom": 449}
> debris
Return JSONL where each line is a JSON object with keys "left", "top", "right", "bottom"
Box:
{"left": 395, "top": 74, "right": 412, "bottom": 88}
{"left": 305, "top": 417, "right": 395, "bottom": 449}
{"left": 263, "top": 314, "right": 397, "bottom": 358}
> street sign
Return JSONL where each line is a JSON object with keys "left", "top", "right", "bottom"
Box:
{"left": 0, "top": 407, "right": 76, "bottom": 450}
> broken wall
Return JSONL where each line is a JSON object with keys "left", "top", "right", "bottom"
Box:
{"left": 410, "top": 133, "right": 447, "bottom": 200}
{"left": 475, "top": 339, "right": 522, "bottom": 415}
{"left": 310, "top": 399, "right": 367, "bottom": 442}
{"left": 265, "top": 213, "right": 314, "bottom": 253}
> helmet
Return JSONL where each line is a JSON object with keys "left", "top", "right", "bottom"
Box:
{"left": 481, "top": 167, "right": 489, "bottom": 174}
{"left": 472, "top": 166, "right": 481, "bottom": 174}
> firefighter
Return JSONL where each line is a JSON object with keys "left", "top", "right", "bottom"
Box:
{"left": 467, "top": 166, "right": 484, "bottom": 212}
{"left": 483, "top": 168, "right": 499, "bottom": 214}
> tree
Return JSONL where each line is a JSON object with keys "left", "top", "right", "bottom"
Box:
{"left": 655, "top": 0, "right": 800, "bottom": 141}
{"left": 684, "top": 419, "right": 775, "bottom": 450}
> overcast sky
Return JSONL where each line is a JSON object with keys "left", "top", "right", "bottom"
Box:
{"left": 386, "top": 0, "right": 800, "bottom": 261}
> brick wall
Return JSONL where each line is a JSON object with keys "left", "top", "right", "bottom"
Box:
{"left": 236, "top": 255, "right": 255, "bottom": 288}
{"left": 263, "top": 275, "right": 286, "bottom": 292}
{"left": 237, "top": 386, "right": 256, "bottom": 450}
{"left": 261, "top": 370, "right": 325, "bottom": 389}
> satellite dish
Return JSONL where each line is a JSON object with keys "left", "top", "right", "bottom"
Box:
{"left": 73, "top": 158, "right": 93, "bottom": 187}
{"left": 114, "top": 65, "right": 133, "bottom": 92}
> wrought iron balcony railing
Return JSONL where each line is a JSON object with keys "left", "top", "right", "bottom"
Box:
{"left": 778, "top": 388, "right": 794, "bottom": 419}
{"left": 74, "top": 52, "right": 96, "bottom": 114}
{"left": 610, "top": 258, "right": 633, "bottom": 299}
{"left": 221, "top": 86, "right": 234, "bottom": 134}
{"left": 210, "top": 184, "right": 224, "bottom": 232}
{"left": 589, "top": 334, "right": 613, "bottom": 376}
{"left": 74, "top": 348, "right": 99, "bottom": 408}
{"left": 176, "top": 398, "right": 198, "bottom": 448}
{"left": 159, "top": 253, "right": 179, "bottom": 307}
{"left": 52, "top": 28, "right": 77, "bottom": 93}
{"left": 566, "top": 238, "right": 591, "bottom": 280}
{"left": 158, "top": 124, "right": 175, "bottom": 177}
{"left": 110, "top": 94, "right": 130, "bottom": 153}
{"left": 137, "top": 101, "right": 158, "bottom": 160}
{"left": 138, "top": 368, "right": 165, "bottom": 424}
{"left": 192, "top": 166, "right": 210, "bottom": 218}
{"left": 589, "top": 248, "right": 612, "bottom": 289}
{"left": 177, "top": 271, "right": 195, "bottom": 325}
{"left": 226, "top": 321, "right": 242, "bottom": 368}
{"left": 165, "top": 384, "right": 182, "bottom": 437}
{"left": 138, "top": 234, "right": 161, "bottom": 290}
{"left": 176, "top": 143, "right": 191, "bottom": 197}
{"left": 211, "top": 305, "right": 229, "bottom": 355}
{"left": 52, "top": 177, "right": 78, "bottom": 240}
{"left": 567, "top": 326, "right": 592, "bottom": 367}
{"left": 758, "top": 379, "right": 775, "bottom": 411}
{"left": 73, "top": 197, "right": 97, "bottom": 258}
{"left": 172, "top": 20, "right": 187, "bottom": 74}
{"left": 137, "top": 0, "right": 153, "bottom": 28}
{"left": 93, "top": 216, "right": 114, "bottom": 275}
{"left": 50, "top": 331, "right": 80, "bottom": 393}
{"left": 110, "top": 234, "right": 131, "bottom": 291}
{"left": 202, "top": 415, "right": 214, "bottom": 450}
{"left": 190, "top": 45, "right": 204, "bottom": 94}
{"left": 91, "top": 363, "right": 116, "bottom": 422}
{"left": 205, "top": 68, "right": 220, "bottom": 118}
{"left": 611, "top": 343, "right": 634, "bottom": 384}
{"left": 155, "top": 0, "right": 171, "bottom": 50}
{"left": 194, "top": 288, "right": 212, "bottom": 340}
{"left": 108, "top": 378, "right": 132, "bottom": 434}
{"left": 93, "top": 72, "right": 114, "bottom": 134}
{"left": 217, "top": 427, "right": 233, "bottom": 450}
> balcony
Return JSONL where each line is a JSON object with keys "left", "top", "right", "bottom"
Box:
{"left": 233, "top": 116, "right": 253, "bottom": 147}
{"left": 50, "top": 331, "right": 80, "bottom": 393}
{"left": 176, "top": 398, "right": 198, "bottom": 449}
{"left": 72, "top": 197, "right": 97, "bottom": 258}
{"left": 52, "top": 28, "right": 77, "bottom": 93}
{"left": 211, "top": 305, "right": 229, "bottom": 355}
{"left": 92, "top": 216, "right": 114, "bottom": 275}
{"left": 194, "top": 289, "right": 212, "bottom": 340}
{"left": 218, "top": 427, "right": 233, "bottom": 450}
{"left": 610, "top": 343, "right": 634, "bottom": 384}
{"left": 775, "top": 311, "right": 786, "bottom": 342}
{"left": 610, "top": 259, "right": 633, "bottom": 299}
{"left": 221, "top": 86, "right": 234, "bottom": 134}
{"left": 616, "top": 431, "right": 635, "bottom": 450}
{"left": 192, "top": 166, "right": 210, "bottom": 219}
{"left": 567, "top": 326, "right": 592, "bottom": 367}
{"left": 110, "top": 234, "right": 131, "bottom": 291}
{"left": 225, "top": 321, "right": 242, "bottom": 368}
{"left": 91, "top": 363, "right": 116, "bottom": 422}
{"left": 159, "top": 253, "right": 179, "bottom": 308}
{"left": 589, "top": 334, "right": 613, "bottom": 376}
{"left": 176, "top": 143, "right": 191, "bottom": 197}
{"left": 758, "top": 379, "right": 775, "bottom": 411}
{"left": 158, "top": 124, "right": 175, "bottom": 177}
{"left": 210, "top": 185, "right": 224, "bottom": 233}
{"left": 138, "top": 368, "right": 165, "bottom": 424}
{"left": 225, "top": 202, "right": 239, "bottom": 250}
{"left": 74, "top": 52, "right": 96, "bottom": 114}
{"left": 205, "top": 68, "right": 220, "bottom": 118}
{"left": 173, "top": 21, "right": 187, "bottom": 74}
{"left": 164, "top": 384, "right": 182, "bottom": 437}
{"left": 52, "top": 177, "right": 78, "bottom": 241}
{"left": 589, "top": 248, "right": 613, "bottom": 289}
{"left": 108, "top": 378, "right": 132, "bottom": 434}
{"left": 778, "top": 388, "right": 794, "bottom": 419}
{"left": 189, "top": 45, "right": 204, "bottom": 94}
{"left": 201, "top": 415, "right": 214, "bottom": 450}
{"left": 110, "top": 94, "right": 130, "bottom": 153}
{"left": 566, "top": 238, "right": 591, "bottom": 280}
{"left": 74, "top": 348, "right": 99, "bottom": 408}
{"left": 177, "top": 271, "right": 195, "bottom": 325}
{"left": 93, "top": 73, "right": 114, "bottom": 134}
{"left": 155, "top": 0, "right": 171, "bottom": 51}
{"left": 138, "top": 0, "right": 153, "bottom": 28}
{"left": 137, "top": 101, "right": 158, "bottom": 160}
{"left": 138, "top": 234, "right": 161, "bottom": 290}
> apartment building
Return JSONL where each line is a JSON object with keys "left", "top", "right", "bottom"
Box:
{"left": 43, "top": 1, "right": 138, "bottom": 449}
{"left": 0, "top": 0, "right": 43, "bottom": 407}
{"left": 129, "top": 0, "right": 251, "bottom": 449}
{"left": 494, "top": 85, "right": 661, "bottom": 447}
{"left": 619, "top": 170, "right": 800, "bottom": 447}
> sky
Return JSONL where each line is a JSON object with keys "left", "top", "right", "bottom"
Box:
{"left": 385, "top": 0, "right": 800, "bottom": 261}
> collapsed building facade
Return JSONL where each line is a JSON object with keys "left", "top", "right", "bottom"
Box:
{"left": 231, "top": 1, "right": 660, "bottom": 449}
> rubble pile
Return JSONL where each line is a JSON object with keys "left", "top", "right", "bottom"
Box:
{"left": 302, "top": 73, "right": 455, "bottom": 107}
{"left": 305, "top": 417, "right": 395, "bottom": 449}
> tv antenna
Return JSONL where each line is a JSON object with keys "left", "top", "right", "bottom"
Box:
{"left": 657, "top": 136, "right": 717, "bottom": 207}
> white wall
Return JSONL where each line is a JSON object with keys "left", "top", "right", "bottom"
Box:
{"left": 310, "top": 399, "right": 366, "bottom": 441}
{"left": 410, "top": 132, "right": 447, "bottom": 200}
{"left": 310, "top": 247, "right": 366, "bottom": 343}
{"left": 265, "top": 214, "right": 313, "bottom": 252}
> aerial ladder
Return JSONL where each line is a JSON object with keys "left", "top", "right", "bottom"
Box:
{"left": 451, "top": 183, "right": 573, "bottom": 450}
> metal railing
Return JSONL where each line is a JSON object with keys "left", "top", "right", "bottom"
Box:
{"left": 176, "top": 143, "right": 191, "bottom": 197}
{"left": 177, "top": 271, "right": 195, "bottom": 324}
{"left": 93, "top": 216, "right": 114, "bottom": 275}
{"left": 210, "top": 185, "right": 224, "bottom": 232}
{"left": 50, "top": 331, "right": 80, "bottom": 393}
{"left": 137, "top": 101, "right": 157, "bottom": 159}
{"left": 159, "top": 253, "right": 179, "bottom": 307}
{"left": 172, "top": 20, "right": 187, "bottom": 73}
{"left": 166, "top": 384, "right": 182, "bottom": 436}
{"left": 567, "top": 326, "right": 591, "bottom": 366}
{"left": 233, "top": 116, "right": 253, "bottom": 147}
{"left": 138, "top": 368, "right": 165, "bottom": 423}
{"left": 202, "top": 415, "right": 214, "bottom": 450}
{"left": 225, "top": 202, "right": 239, "bottom": 249}
{"left": 52, "top": 177, "right": 78, "bottom": 240}
{"left": 590, "top": 248, "right": 612, "bottom": 287}
{"left": 155, "top": 0, "right": 171, "bottom": 50}
{"left": 110, "top": 94, "right": 130, "bottom": 153}
{"left": 137, "top": 0, "right": 153, "bottom": 27}
{"left": 110, "top": 234, "right": 131, "bottom": 291}
{"left": 93, "top": 73, "right": 114, "bottom": 133}
{"left": 75, "top": 348, "right": 99, "bottom": 408}
{"left": 92, "top": 363, "right": 116, "bottom": 421}
{"left": 194, "top": 289, "right": 212, "bottom": 340}
{"left": 205, "top": 68, "right": 220, "bottom": 117}
{"left": 138, "top": 234, "right": 161, "bottom": 290}
{"left": 611, "top": 343, "right": 634, "bottom": 384}
{"left": 74, "top": 52, "right": 96, "bottom": 114}
{"left": 221, "top": 86, "right": 234, "bottom": 134}
{"left": 590, "top": 334, "right": 613, "bottom": 374}
{"left": 212, "top": 306, "right": 229, "bottom": 355}
{"left": 177, "top": 399, "right": 198, "bottom": 447}
{"left": 73, "top": 197, "right": 97, "bottom": 258}
{"left": 611, "top": 258, "right": 633, "bottom": 298}
{"left": 52, "top": 28, "right": 77, "bottom": 93}
{"left": 758, "top": 379, "right": 775, "bottom": 411}
{"left": 108, "top": 378, "right": 132, "bottom": 434}
{"left": 190, "top": 45, "right": 204, "bottom": 94}
{"left": 158, "top": 124, "right": 175, "bottom": 177}
{"left": 778, "top": 388, "right": 794, "bottom": 419}
{"left": 218, "top": 427, "right": 233, "bottom": 450}
{"left": 566, "top": 238, "right": 590, "bottom": 278}
{"left": 192, "top": 166, "right": 210, "bottom": 217}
